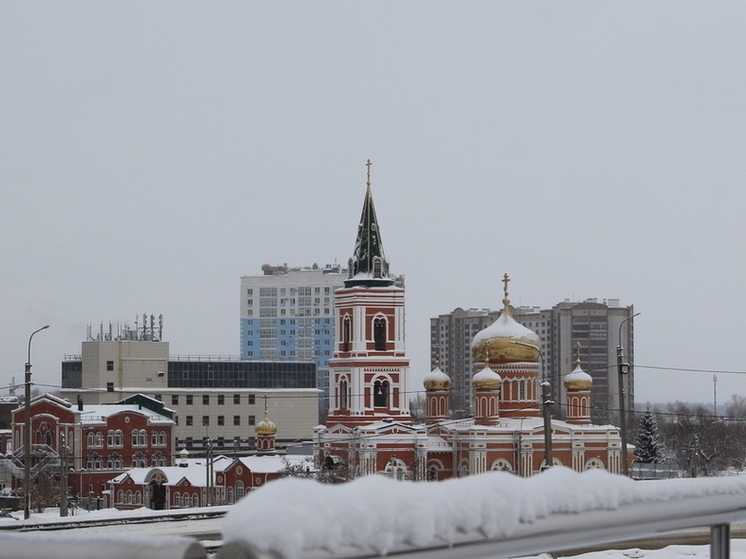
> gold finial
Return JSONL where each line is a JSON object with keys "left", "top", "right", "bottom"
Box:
{"left": 263, "top": 393, "right": 269, "bottom": 418}
{"left": 574, "top": 342, "right": 582, "bottom": 367}
{"left": 502, "top": 273, "right": 511, "bottom": 309}
{"left": 434, "top": 343, "right": 440, "bottom": 368}
{"left": 366, "top": 159, "right": 372, "bottom": 187}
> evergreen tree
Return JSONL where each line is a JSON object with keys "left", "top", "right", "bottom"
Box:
{"left": 634, "top": 407, "right": 664, "bottom": 463}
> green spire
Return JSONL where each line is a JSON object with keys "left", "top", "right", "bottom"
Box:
{"left": 345, "top": 160, "right": 393, "bottom": 288}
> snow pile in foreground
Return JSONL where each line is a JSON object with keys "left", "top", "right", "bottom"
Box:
{"left": 222, "top": 467, "right": 746, "bottom": 558}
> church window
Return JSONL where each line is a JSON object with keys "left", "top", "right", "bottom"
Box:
{"left": 373, "top": 380, "right": 389, "bottom": 407}
{"left": 373, "top": 317, "right": 387, "bottom": 350}
{"left": 342, "top": 315, "right": 352, "bottom": 352}
{"left": 373, "top": 257, "right": 383, "bottom": 278}
{"left": 340, "top": 380, "right": 348, "bottom": 409}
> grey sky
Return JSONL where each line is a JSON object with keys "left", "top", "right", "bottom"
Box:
{"left": 2, "top": 3, "right": 745, "bottom": 406}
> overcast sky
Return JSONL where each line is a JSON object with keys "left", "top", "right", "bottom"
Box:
{"left": 2, "top": 3, "right": 745, "bottom": 408}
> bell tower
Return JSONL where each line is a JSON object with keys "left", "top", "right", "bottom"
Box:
{"left": 327, "top": 161, "right": 411, "bottom": 428}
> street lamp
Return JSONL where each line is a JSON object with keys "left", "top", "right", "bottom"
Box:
{"left": 509, "top": 340, "right": 553, "bottom": 468}
{"left": 24, "top": 324, "right": 50, "bottom": 519}
{"left": 617, "top": 313, "right": 640, "bottom": 477}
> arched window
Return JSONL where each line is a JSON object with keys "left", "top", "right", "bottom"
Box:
{"left": 151, "top": 431, "right": 158, "bottom": 446}
{"left": 183, "top": 494, "right": 191, "bottom": 508}
{"left": 490, "top": 458, "right": 513, "bottom": 473}
{"left": 87, "top": 454, "right": 96, "bottom": 470}
{"left": 174, "top": 492, "right": 182, "bottom": 507}
{"left": 118, "top": 490, "right": 124, "bottom": 503}
{"left": 107, "top": 430, "right": 115, "bottom": 447}
{"left": 340, "top": 379, "right": 348, "bottom": 409}
{"left": 87, "top": 432, "right": 96, "bottom": 447}
{"left": 158, "top": 431, "right": 166, "bottom": 446}
{"left": 192, "top": 494, "right": 199, "bottom": 507}
{"left": 135, "top": 491, "right": 142, "bottom": 505}
{"left": 372, "top": 257, "right": 383, "bottom": 279}
{"left": 373, "top": 380, "right": 389, "bottom": 408}
{"left": 236, "top": 481, "right": 245, "bottom": 500}
{"left": 373, "top": 317, "right": 387, "bottom": 351}
{"left": 342, "top": 315, "right": 352, "bottom": 352}
{"left": 227, "top": 487, "right": 234, "bottom": 505}
{"left": 126, "top": 490, "right": 133, "bottom": 504}
{"left": 384, "top": 458, "right": 408, "bottom": 480}
{"left": 95, "top": 432, "right": 103, "bottom": 447}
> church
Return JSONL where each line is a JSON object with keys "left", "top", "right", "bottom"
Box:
{"left": 314, "top": 163, "right": 630, "bottom": 480}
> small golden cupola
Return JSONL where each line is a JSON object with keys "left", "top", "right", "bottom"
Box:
{"left": 470, "top": 274, "right": 541, "bottom": 365}
{"left": 471, "top": 362, "right": 502, "bottom": 391}
{"left": 255, "top": 396, "right": 277, "bottom": 436}
{"left": 256, "top": 394, "right": 277, "bottom": 454}
{"left": 423, "top": 347, "right": 451, "bottom": 392}
{"left": 424, "top": 348, "right": 451, "bottom": 424}
{"left": 564, "top": 343, "right": 593, "bottom": 392}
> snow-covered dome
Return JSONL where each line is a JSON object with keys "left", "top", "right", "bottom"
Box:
{"left": 472, "top": 364, "right": 501, "bottom": 392}
{"left": 471, "top": 275, "right": 540, "bottom": 365}
{"left": 564, "top": 365, "right": 593, "bottom": 391}
{"left": 564, "top": 347, "right": 593, "bottom": 391}
{"left": 423, "top": 366, "right": 451, "bottom": 391}
{"left": 256, "top": 415, "right": 277, "bottom": 436}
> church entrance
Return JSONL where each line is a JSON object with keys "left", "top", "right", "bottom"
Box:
{"left": 149, "top": 481, "right": 166, "bottom": 510}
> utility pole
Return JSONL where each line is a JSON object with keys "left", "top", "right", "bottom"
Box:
{"left": 541, "top": 382, "right": 554, "bottom": 468}
{"left": 60, "top": 432, "right": 68, "bottom": 517}
{"left": 616, "top": 313, "right": 639, "bottom": 477}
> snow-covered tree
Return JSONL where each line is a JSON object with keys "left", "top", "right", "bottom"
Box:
{"left": 634, "top": 407, "right": 664, "bottom": 464}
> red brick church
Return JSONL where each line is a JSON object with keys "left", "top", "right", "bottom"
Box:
{"left": 315, "top": 163, "right": 630, "bottom": 480}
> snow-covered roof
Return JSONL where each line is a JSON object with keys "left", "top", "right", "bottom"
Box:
{"left": 80, "top": 404, "right": 174, "bottom": 425}
{"left": 237, "top": 454, "right": 309, "bottom": 474}
{"left": 425, "top": 435, "right": 452, "bottom": 452}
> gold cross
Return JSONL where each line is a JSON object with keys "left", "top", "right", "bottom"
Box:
{"left": 502, "top": 273, "right": 510, "bottom": 299}
{"left": 575, "top": 342, "right": 582, "bottom": 365}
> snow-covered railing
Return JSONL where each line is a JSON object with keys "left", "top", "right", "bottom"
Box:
{"left": 217, "top": 467, "right": 746, "bottom": 559}
{"left": 1, "top": 532, "right": 207, "bottom": 559}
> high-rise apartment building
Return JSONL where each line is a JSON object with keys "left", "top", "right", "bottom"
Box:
{"left": 431, "top": 298, "right": 634, "bottom": 424}
{"left": 240, "top": 263, "right": 347, "bottom": 417}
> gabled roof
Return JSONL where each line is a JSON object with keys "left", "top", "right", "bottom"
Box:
{"left": 113, "top": 394, "right": 175, "bottom": 420}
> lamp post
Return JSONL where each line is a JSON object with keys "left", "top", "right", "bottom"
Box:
{"left": 510, "top": 340, "right": 553, "bottom": 469}
{"left": 617, "top": 313, "right": 639, "bottom": 477}
{"left": 24, "top": 324, "right": 50, "bottom": 519}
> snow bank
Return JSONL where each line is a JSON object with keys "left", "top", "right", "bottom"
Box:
{"left": 221, "top": 467, "right": 746, "bottom": 558}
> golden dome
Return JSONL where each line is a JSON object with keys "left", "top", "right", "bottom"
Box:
{"left": 255, "top": 393, "right": 277, "bottom": 435}
{"left": 471, "top": 274, "right": 540, "bottom": 365}
{"left": 472, "top": 364, "right": 502, "bottom": 392}
{"left": 423, "top": 366, "right": 451, "bottom": 391}
{"left": 564, "top": 366, "right": 593, "bottom": 391}
{"left": 564, "top": 344, "right": 592, "bottom": 391}
{"left": 255, "top": 416, "right": 277, "bottom": 436}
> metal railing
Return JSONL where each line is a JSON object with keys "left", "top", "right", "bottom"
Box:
{"left": 3, "top": 478, "right": 746, "bottom": 559}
